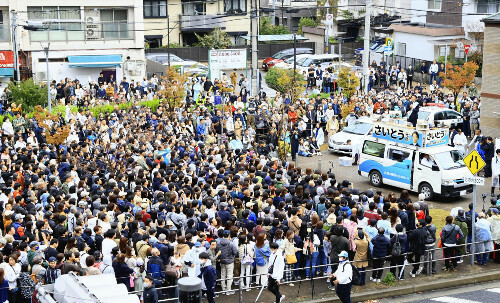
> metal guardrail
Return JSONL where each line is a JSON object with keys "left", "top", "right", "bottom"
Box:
{"left": 128, "top": 238, "right": 500, "bottom": 302}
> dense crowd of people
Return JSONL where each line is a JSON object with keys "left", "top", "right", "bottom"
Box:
{"left": 0, "top": 55, "right": 496, "bottom": 303}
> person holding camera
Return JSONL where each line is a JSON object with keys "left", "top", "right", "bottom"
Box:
{"left": 329, "top": 251, "right": 353, "bottom": 303}
{"left": 267, "top": 242, "right": 285, "bottom": 303}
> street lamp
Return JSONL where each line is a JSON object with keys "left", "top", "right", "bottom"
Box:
{"left": 42, "top": 44, "right": 51, "bottom": 113}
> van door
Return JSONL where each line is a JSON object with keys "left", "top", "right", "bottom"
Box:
{"left": 414, "top": 151, "right": 441, "bottom": 198}
{"left": 383, "top": 147, "right": 412, "bottom": 189}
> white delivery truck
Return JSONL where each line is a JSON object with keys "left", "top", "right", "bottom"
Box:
{"left": 358, "top": 121, "right": 473, "bottom": 200}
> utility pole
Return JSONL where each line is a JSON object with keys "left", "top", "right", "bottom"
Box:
{"left": 43, "top": 45, "right": 51, "bottom": 113}
{"left": 325, "top": 0, "right": 329, "bottom": 54}
{"left": 11, "top": 10, "right": 19, "bottom": 82}
{"left": 281, "top": 0, "right": 284, "bottom": 25}
{"left": 271, "top": 0, "right": 276, "bottom": 26}
{"left": 251, "top": 0, "right": 258, "bottom": 95}
{"left": 167, "top": 4, "right": 170, "bottom": 68}
{"left": 362, "top": 0, "right": 371, "bottom": 94}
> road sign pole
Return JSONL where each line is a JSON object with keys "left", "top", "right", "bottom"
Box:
{"left": 471, "top": 184, "right": 476, "bottom": 266}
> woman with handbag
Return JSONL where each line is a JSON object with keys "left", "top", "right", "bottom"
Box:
{"left": 280, "top": 230, "right": 300, "bottom": 286}
{"left": 238, "top": 235, "right": 255, "bottom": 291}
{"left": 254, "top": 233, "right": 270, "bottom": 286}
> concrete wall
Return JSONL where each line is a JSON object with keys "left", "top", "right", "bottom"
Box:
{"left": 480, "top": 23, "right": 500, "bottom": 136}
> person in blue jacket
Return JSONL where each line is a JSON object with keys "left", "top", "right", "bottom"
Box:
{"left": 199, "top": 252, "right": 216, "bottom": 303}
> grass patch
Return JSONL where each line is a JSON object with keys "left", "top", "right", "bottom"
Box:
{"left": 429, "top": 208, "right": 449, "bottom": 240}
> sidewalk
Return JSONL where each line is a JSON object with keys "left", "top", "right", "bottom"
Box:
{"left": 213, "top": 259, "right": 500, "bottom": 303}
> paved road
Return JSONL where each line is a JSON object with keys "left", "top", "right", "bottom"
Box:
{"left": 380, "top": 281, "right": 500, "bottom": 303}
{"left": 292, "top": 150, "right": 488, "bottom": 213}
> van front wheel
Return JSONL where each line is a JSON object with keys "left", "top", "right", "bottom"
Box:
{"left": 418, "top": 183, "right": 434, "bottom": 200}
{"left": 369, "top": 171, "right": 382, "bottom": 187}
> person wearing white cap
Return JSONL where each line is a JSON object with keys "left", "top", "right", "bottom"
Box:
{"left": 329, "top": 251, "right": 352, "bottom": 303}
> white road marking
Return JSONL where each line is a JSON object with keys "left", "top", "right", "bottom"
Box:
{"left": 430, "top": 297, "right": 483, "bottom": 303}
{"left": 486, "top": 288, "right": 500, "bottom": 293}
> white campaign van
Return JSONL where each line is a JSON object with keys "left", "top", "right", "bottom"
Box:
{"left": 358, "top": 121, "right": 473, "bottom": 200}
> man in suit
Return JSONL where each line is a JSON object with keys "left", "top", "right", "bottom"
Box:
{"left": 305, "top": 105, "right": 316, "bottom": 137}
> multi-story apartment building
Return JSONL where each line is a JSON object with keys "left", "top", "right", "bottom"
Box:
{"left": 143, "top": 0, "right": 252, "bottom": 47}
{"left": 0, "top": 0, "right": 146, "bottom": 83}
{"left": 259, "top": 0, "right": 316, "bottom": 32}
{"left": 388, "top": 0, "right": 498, "bottom": 61}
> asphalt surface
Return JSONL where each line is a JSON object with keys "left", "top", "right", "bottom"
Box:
{"left": 292, "top": 150, "right": 488, "bottom": 213}
{"left": 381, "top": 281, "right": 500, "bottom": 303}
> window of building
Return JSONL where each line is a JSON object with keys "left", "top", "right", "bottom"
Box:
{"left": 28, "top": 6, "right": 81, "bottom": 20}
{"left": 144, "top": 1, "right": 167, "bottom": 18}
{"left": 454, "top": 48, "right": 465, "bottom": 59}
{"left": 428, "top": 0, "right": 442, "bottom": 10}
{"left": 225, "top": 0, "right": 247, "bottom": 14}
{"left": 362, "top": 141, "right": 385, "bottom": 158}
{"left": 477, "top": 0, "right": 500, "bottom": 14}
{"left": 397, "top": 42, "right": 406, "bottom": 56}
{"left": 182, "top": 0, "right": 206, "bottom": 15}
{"left": 439, "top": 46, "right": 449, "bottom": 56}
{"left": 101, "top": 9, "right": 130, "bottom": 39}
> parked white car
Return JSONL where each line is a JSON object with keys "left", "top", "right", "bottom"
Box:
{"left": 328, "top": 119, "right": 373, "bottom": 154}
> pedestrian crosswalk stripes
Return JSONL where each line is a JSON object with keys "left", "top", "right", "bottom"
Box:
{"left": 418, "top": 288, "right": 500, "bottom": 303}
{"left": 431, "top": 297, "right": 483, "bottom": 303}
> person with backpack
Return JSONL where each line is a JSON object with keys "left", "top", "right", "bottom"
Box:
{"left": 454, "top": 210, "right": 468, "bottom": 264}
{"left": 390, "top": 224, "right": 407, "bottom": 280}
{"left": 218, "top": 230, "right": 238, "bottom": 295}
{"left": 146, "top": 248, "right": 165, "bottom": 289}
{"left": 441, "top": 215, "right": 464, "bottom": 271}
{"left": 31, "top": 256, "right": 46, "bottom": 284}
{"left": 254, "top": 233, "right": 271, "bottom": 286}
{"left": 199, "top": 252, "right": 216, "bottom": 303}
{"left": 422, "top": 215, "right": 437, "bottom": 275}
{"left": 407, "top": 219, "right": 428, "bottom": 277}
{"left": 329, "top": 224, "right": 350, "bottom": 275}
{"left": 329, "top": 251, "right": 353, "bottom": 303}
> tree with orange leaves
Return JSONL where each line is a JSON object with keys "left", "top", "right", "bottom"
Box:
{"left": 32, "top": 106, "right": 71, "bottom": 156}
{"left": 439, "top": 62, "right": 479, "bottom": 100}
{"left": 158, "top": 66, "right": 189, "bottom": 112}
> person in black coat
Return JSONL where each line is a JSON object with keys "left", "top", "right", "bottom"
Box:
{"left": 408, "top": 104, "right": 420, "bottom": 127}
{"left": 112, "top": 253, "right": 135, "bottom": 291}
{"left": 371, "top": 228, "right": 391, "bottom": 282}
{"left": 290, "top": 123, "right": 300, "bottom": 161}
{"left": 390, "top": 224, "right": 407, "bottom": 279}
{"left": 407, "top": 219, "right": 428, "bottom": 277}
{"left": 199, "top": 252, "right": 216, "bottom": 303}
{"left": 143, "top": 275, "right": 159, "bottom": 303}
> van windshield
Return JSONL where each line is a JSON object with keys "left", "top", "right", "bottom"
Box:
{"left": 434, "top": 150, "right": 465, "bottom": 170}
{"left": 418, "top": 112, "right": 431, "bottom": 120}
{"left": 343, "top": 122, "right": 372, "bottom": 135}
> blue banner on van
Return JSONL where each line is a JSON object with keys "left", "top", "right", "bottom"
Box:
{"left": 423, "top": 129, "right": 449, "bottom": 147}
{"left": 373, "top": 123, "right": 423, "bottom": 146}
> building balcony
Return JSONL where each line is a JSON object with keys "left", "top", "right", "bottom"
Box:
{"left": 180, "top": 15, "right": 226, "bottom": 31}
{"left": 29, "top": 21, "right": 135, "bottom": 43}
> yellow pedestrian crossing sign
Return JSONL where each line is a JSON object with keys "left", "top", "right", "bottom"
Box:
{"left": 464, "top": 150, "right": 485, "bottom": 175}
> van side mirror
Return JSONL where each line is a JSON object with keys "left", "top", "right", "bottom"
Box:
{"left": 432, "top": 165, "right": 439, "bottom": 171}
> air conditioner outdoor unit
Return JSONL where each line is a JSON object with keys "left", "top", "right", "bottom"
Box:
{"left": 36, "top": 71, "right": 46, "bottom": 82}
{"left": 86, "top": 26, "right": 101, "bottom": 40}
{"left": 85, "top": 10, "right": 102, "bottom": 40}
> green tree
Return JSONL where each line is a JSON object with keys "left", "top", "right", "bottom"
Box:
{"left": 195, "top": 27, "right": 232, "bottom": 49}
{"left": 265, "top": 67, "right": 305, "bottom": 102}
{"left": 336, "top": 67, "right": 360, "bottom": 99}
{"left": 8, "top": 78, "right": 48, "bottom": 111}
{"left": 259, "top": 17, "right": 290, "bottom": 35}
{"left": 297, "top": 17, "right": 317, "bottom": 35}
